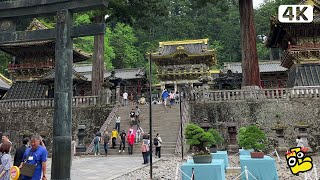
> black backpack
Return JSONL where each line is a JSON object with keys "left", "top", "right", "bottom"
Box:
{"left": 153, "top": 138, "right": 159, "bottom": 146}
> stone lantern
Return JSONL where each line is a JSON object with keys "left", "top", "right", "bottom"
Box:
{"left": 227, "top": 123, "right": 239, "bottom": 153}
{"left": 76, "top": 124, "right": 86, "bottom": 152}
{"left": 295, "top": 123, "right": 312, "bottom": 152}
{"left": 271, "top": 122, "right": 287, "bottom": 153}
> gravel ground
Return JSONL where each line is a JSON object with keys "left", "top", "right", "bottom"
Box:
{"left": 113, "top": 154, "right": 320, "bottom": 180}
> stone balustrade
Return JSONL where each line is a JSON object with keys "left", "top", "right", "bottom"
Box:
{"left": 188, "top": 87, "right": 320, "bottom": 102}
{"left": 0, "top": 96, "right": 100, "bottom": 108}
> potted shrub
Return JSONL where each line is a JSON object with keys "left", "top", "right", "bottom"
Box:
{"left": 208, "top": 128, "right": 224, "bottom": 153}
{"left": 237, "top": 125, "right": 267, "bottom": 158}
{"left": 185, "top": 123, "right": 216, "bottom": 163}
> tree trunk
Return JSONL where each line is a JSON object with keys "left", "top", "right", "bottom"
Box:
{"left": 239, "top": 0, "right": 260, "bottom": 87}
{"left": 92, "top": 16, "right": 105, "bottom": 95}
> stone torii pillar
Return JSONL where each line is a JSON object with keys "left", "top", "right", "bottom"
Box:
{"left": 0, "top": 1, "right": 108, "bottom": 179}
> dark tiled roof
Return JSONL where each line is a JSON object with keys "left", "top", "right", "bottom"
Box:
{"left": 223, "top": 61, "right": 288, "bottom": 73}
{"left": 0, "top": 41, "right": 90, "bottom": 62}
{"left": 104, "top": 68, "right": 146, "bottom": 80}
{"left": 3, "top": 81, "right": 48, "bottom": 100}
{"left": 287, "top": 64, "right": 320, "bottom": 87}
{"left": 39, "top": 69, "right": 88, "bottom": 83}
{"left": 73, "top": 64, "right": 145, "bottom": 81}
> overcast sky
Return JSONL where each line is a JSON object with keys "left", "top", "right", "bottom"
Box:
{"left": 253, "top": 0, "right": 265, "bottom": 8}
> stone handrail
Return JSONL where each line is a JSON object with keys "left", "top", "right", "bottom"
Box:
{"left": 188, "top": 87, "right": 320, "bottom": 102}
{"left": 0, "top": 96, "right": 100, "bottom": 108}
{"left": 85, "top": 105, "right": 119, "bottom": 154}
{"left": 175, "top": 96, "right": 190, "bottom": 155}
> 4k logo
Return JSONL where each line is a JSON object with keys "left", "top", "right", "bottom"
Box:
{"left": 279, "top": 5, "right": 313, "bottom": 23}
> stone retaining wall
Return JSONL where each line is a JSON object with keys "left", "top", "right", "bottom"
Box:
{"left": 189, "top": 98, "right": 320, "bottom": 151}
{"left": 0, "top": 106, "right": 111, "bottom": 154}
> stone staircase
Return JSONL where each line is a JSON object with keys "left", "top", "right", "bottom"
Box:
{"left": 103, "top": 104, "right": 180, "bottom": 156}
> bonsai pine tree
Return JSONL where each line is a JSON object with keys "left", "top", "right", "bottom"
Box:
{"left": 185, "top": 123, "right": 216, "bottom": 153}
{"left": 208, "top": 128, "right": 224, "bottom": 147}
{"left": 237, "top": 125, "right": 267, "bottom": 152}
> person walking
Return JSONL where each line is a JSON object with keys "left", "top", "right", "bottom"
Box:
{"left": 93, "top": 133, "right": 101, "bottom": 156}
{"left": 127, "top": 132, "right": 135, "bottom": 155}
{"left": 115, "top": 115, "right": 121, "bottom": 132}
{"left": 123, "top": 91, "right": 128, "bottom": 106}
{"left": 129, "top": 109, "right": 135, "bottom": 125}
{"left": 111, "top": 128, "right": 118, "bottom": 149}
{"left": 135, "top": 106, "right": 141, "bottom": 123}
{"left": 20, "top": 135, "right": 48, "bottom": 180}
{"left": 141, "top": 141, "right": 149, "bottom": 164}
{"left": 169, "top": 91, "right": 175, "bottom": 107}
{"left": 161, "top": 89, "right": 169, "bottom": 107}
{"left": 154, "top": 133, "right": 162, "bottom": 158}
{"left": 14, "top": 138, "right": 29, "bottom": 167}
{"left": 175, "top": 91, "right": 180, "bottom": 104}
{"left": 103, "top": 131, "right": 110, "bottom": 156}
{"left": 136, "top": 127, "right": 143, "bottom": 143}
{"left": 0, "top": 142, "right": 12, "bottom": 180}
{"left": 14, "top": 138, "right": 29, "bottom": 180}
{"left": 119, "top": 130, "right": 127, "bottom": 153}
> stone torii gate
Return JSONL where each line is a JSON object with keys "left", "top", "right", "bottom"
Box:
{"left": 0, "top": 0, "right": 108, "bottom": 179}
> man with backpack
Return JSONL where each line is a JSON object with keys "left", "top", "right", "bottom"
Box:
{"left": 93, "top": 133, "right": 101, "bottom": 156}
{"left": 154, "top": 133, "right": 162, "bottom": 158}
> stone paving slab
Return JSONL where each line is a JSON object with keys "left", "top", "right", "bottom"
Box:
{"left": 46, "top": 156, "right": 147, "bottom": 180}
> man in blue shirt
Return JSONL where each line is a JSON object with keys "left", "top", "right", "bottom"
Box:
{"left": 161, "top": 89, "right": 169, "bottom": 107}
{"left": 20, "top": 135, "right": 48, "bottom": 180}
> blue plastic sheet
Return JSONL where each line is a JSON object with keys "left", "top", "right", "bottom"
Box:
{"left": 239, "top": 149, "right": 254, "bottom": 156}
{"left": 181, "top": 159, "right": 226, "bottom": 180}
{"left": 240, "top": 155, "right": 279, "bottom": 180}
{"left": 211, "top": 151, "right": 229, "bottom": 169}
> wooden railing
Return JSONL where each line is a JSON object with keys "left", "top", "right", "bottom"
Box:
{"left": 0, "top": 96, "right": 100, "bottom": 108}
{"left": 187, "top": 87, "right": 320, "bottom": 102}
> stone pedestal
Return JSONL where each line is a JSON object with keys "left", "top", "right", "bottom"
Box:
{"left": 227, "top": 124, "right": 239, "bottom": 153}
{"left": 76, "top": 125, "right": 86, "bottom": 152}
{"left": 295, "top": 125, "right": 312, "bottom": 152}
{"left": 272, "top": 127, "right": 287, "bottom": 153}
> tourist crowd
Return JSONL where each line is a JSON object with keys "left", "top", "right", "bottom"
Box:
{"left": 93, "top": 104, "right": 163, "bottom": 165}
{"left": 0, "top": 133, "right": 48, "bottom": 180}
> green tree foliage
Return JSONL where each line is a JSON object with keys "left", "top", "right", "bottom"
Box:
{"left": 237, "top": 125, "right": 268, "bottom": 152}
{"left": 109, "top": 23, "right": 144, "bottom": 69}
{"left": 0, "top": 51, "right": 10, "bottom": 76}
{"left": 74, "top": 32, "right": 115, "bottom": 70}
{"left": 185, "top": 123, "right": 216, "bottom": 152}
{"left": 207, "top": 128, "right": 224, "bottom": 146}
